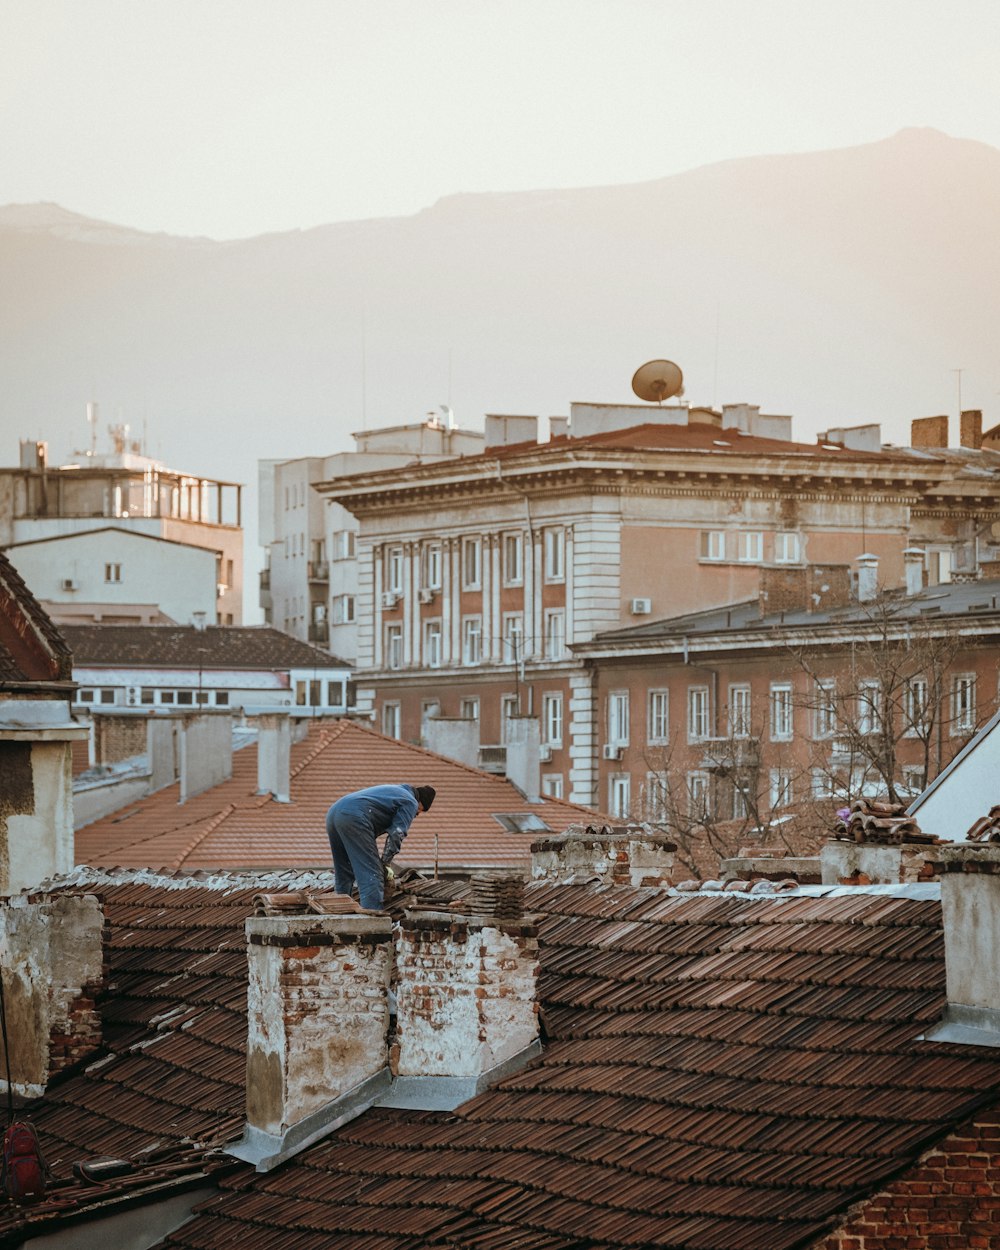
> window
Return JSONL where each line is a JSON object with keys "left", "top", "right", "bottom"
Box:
{"left": 687, "top": 686, "right": 709, "bottom": 741}
{"left": 646, "top": 771, "right": 669, "bottom": 822}
{"left": 770, "top": 683, "right": 793, "bottom": 741}
{"left": 503, "top": 533, "right": 523, "bottom": 585}
{"left": 387, "top": 547, "right": 404, "bottom": 594}
{"left": 857, "top": 681, "right": 881, "bottom": 736}
{"left": 500, "top": 694, "right": 519, "bottom": 741}
{"left": 904, "top": 677, "right": 928, "bottom": 736}
{"left": 332, "top": 594, "right": 356, "bottom": 624}
{"left": 811, "top": 768, "right": 834, "bottom": 800}
{"left": 730, "top": 778, "right": 751, "bottom": 820}
{"left": 385, "top": 623, "right": 403, "bottom": 670}
{"left": 216, "top": 691, "right": 230, "bottom": 706}
{"left": 701, "top": 530, "right": 726, "bottom": 561}
{"left": 104, "top": 562, "right": 122, "bottom": 583}
{"left": 382, "top": 702, "right": 401, "bottom": 739}
{"left": 952, "top": 674, "right": 976, "bottom": 734}
{"left": 503, "top": 613, "right": 524, "bottom": 665}
{"left": 687, "top": 770, "right": 710, "bottom": 819}
{"left": 813, "top": 680, "right": 837, "bottom": 739}
{"left": 75, "top": 688, "right": 95, "bottom": 704}
{"left": 159, "top": 690, "right": 175, "bottom": 704}
{"left": 544, "top": 609, "right": 565, "bottom": 661}
{"left": 737, "top": 532, "right": 763, "bottom": 563}
{"left": 425, "top": 542, "right": 442, "bottom": 590}
{"left": 544, "top": 528, "right": 565, "bottom": 581}
{"left": 770, "top": 768, "right": 793, "bottom": 809}
{"left": 284, "top": 486, "right": 289, "bottom": 510}
{"left": 774, "top": 532, "right": 800, "bottom": 564}
{"left": 608, "top": 691, "right": 629, "bottom": 746}
{"left": 177, "top": 690, "right": 193, "bottom": 705}
{"left": 334, "top": 530, "right": 356, "bottom": 560}
{"left": 902, "top": 764, "right": 926, "bottom": 794}
{"left": 609, "top": 775, "right": 631, "bottom": 819}
{"left": 423, "top": 620, "right": 442, "bottom": 668}
{"left": 462, "top": 537, "right": 482, "bottom": 589}
{"left": 543, "top": 693, "right": 564, "bottom": 747}
{"left": 462, "top": 616, "right": 482, "bottom": 665}
{"left": 140, "top": 688, "right": 155, "bottom": 705}
{"left": 728, "top": 684, "right": 751, "bottom": 738}
{"left": 541, "top": 774, "right": 564, "bottom": 799}
{"left": 460, "top": 697, "right": 480, "bottom": 721}
{"left": 648, "top": 690, "right": 669, "bottom": 744}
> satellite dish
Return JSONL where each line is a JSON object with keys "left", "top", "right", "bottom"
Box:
{"left": 631, "top": 359, "right": 684, "bottom": 404}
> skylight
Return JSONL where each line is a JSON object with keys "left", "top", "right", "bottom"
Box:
{"left": 492, "top": 813, "right": 552, "bottom": 834}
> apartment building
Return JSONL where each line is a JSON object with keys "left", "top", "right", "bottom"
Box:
{"left": 315, "top": 400, "right": 1000, "bottom": 807}
{"left": 579, "top": 567, "right": 1000, "bottom": 822}
{"left": 1, "top": 433, "right": 243, "bottom": 625}
{"left": 259, "top": 415, "right": 483, "bottom": 657}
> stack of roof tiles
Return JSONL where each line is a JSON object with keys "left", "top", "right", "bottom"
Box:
{"left": 838, "top": 799, "right": 935, "bottom": 846}
{"left": 462, "top": 873, "right": 525, "bottom": 919}
{"left": 966, "top": 804, "right": 1000, "bottom": 842}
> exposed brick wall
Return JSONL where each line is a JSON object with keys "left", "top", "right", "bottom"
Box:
{"left": 819, "top": 1106, "right": 1000, "bottom": 1249}
{"left": 531, "top": 827, "right": 676, "bottom": 887}
{"left": 911, "top": 414, "right": 950, "bottom": 449}
{"left": 94, "top": 715, "right": 147, "bottom": 765}
{"left": 961, "top": 409, "right": 983, "bottom": 450}
{"left": 759, "top": 564, "right": 852, "bottom": 617}
{"left": 395, "top": 911, "right": 539, "bottom": 1079}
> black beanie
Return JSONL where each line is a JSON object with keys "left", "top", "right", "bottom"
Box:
{"left": 414, "top": 785, "right": 436, "bottom": 812}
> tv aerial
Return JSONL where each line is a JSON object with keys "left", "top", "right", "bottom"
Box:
{"left": 631, "top": 359, "right": 684, "bottom": 404}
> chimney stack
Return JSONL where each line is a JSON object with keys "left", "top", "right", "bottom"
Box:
{"left": 855, "top": 553, "right": 879, "bottom": 603}
{"left": 911, "top": 414, "right": 949, "bottom": 449}
{"left": 505, "top": 715, "right": 541, "bottom": 803}
{"left": 531, "top": 823, "right": 676, "bottom": 888}
{"left": 256, "top": 712, "right": 291, "bottom": 803}
{"left": 179, "top": 712, "right": 233, "bottom": 803}
{"left": 424, "top": 715, "right": 480, "bottom": 768}
{"left": 904, "top": 548, "right": 925, "bottom": 597}
{"left": 484, "top": 415, "right": 538, "bottom": 449}
{"left": 961, "top": 409, "right": 984, "bottom": 450}
{"left": 238, "top": 912, "right": 394, "bottom": 1168}
{"left": 0, "top": 894, "right": 105, "bottom": 1097}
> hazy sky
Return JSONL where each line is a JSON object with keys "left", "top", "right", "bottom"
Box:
{"left": 3, "top": 0, "right": 1000, "bottom": 239}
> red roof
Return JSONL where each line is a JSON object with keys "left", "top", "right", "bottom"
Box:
{"left": 74, "top": 718, "right": 591, "bottom": 872}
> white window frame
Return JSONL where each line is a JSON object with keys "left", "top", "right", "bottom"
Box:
{"left": 728, "top": 684, "right": 751, "bottom": 739}
{"left": 770, "top": 682, "right": 793, "bottom": 741}
{"left": 543, "top": 692, "right": 564, "bottom": 747}
{"left": 769, "top": 768, "right": 793, "bottom": 809}
{"left": 332, "top": 594, "right": 356, "bottom": 625}
{"left": 425, "top": 542, "right": 442, "bottom": 590}
{"left": 738, "top": 532, "right": 763, "bottom": 563}
{"left": 104, "top": 562, "right": 122, "bottom": 583}
{"left": 609, "top": 774, "right": 631, "bottom": 820}
{"left": 701, "top": 530, "right": 726, "bottom": 561}
{"left": 385, "top": 623, "right": 403, "bottom": 671}
{"left": 502, "top": 532, "right": 523, "bottom": 586}
{"left": 423, "top": 619, "right": 442, "bottom": 669}
{"left": 608, "top": 691, "right": 630, "bottom": 747}
{"left": 904, "top": 676, "right": 929, "bottom": 737}
{"left": 387, "top": 547, "right": 404, "bottom": 594}
{"left": 857, "top": 680, "right": 881, "bottom": 736}
{"left": 381, "top": 701, "right": 401, "bottom": 739}
{"left": 543, "top": 528, "right": 565, "bottom": 582}
{"left": 902, "top": 764, "right": 926, "bottom": 794}
{"left": 462, "top": 615, "right": 482, "bottom": 665}
{"left": 648, "top": 689, "right": 669, "bottom": 745}
{"left": 774, "top": 532, "right": 800, "bottom": 564}
{"left": 462, "top": 537, "right": 482, "bottom": 589}
{"left": 813, "top": 679, "right": 837, "bottom": 740}
{"left": 952, "top": 673, "right": 976, "bottom": 735}
{"left": 541, "top": 774, "right": 564, "bottom": 799}
{"left": 460, "top": 696, "right": 480, "bottom": 721}
{"left": 687, "top": 685, "right": 709, "bottom": 742}
{"left": 544, "top": 609, "right": 565, "bottom": 661}
{"left": 646, "top": 771, "right": 669, "bottom": 822}
{"left": 503, "top": 612, "right": 524, "bottom": 665}
{"left": 687, "top": 770, "right": 710, "bottom": 820}
{"left": 334, "top": 530, "right": 356, "bottom": 561}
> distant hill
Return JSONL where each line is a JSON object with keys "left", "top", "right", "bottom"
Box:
{"left": 2, "top": 126, "right": 998, "bottom": 524}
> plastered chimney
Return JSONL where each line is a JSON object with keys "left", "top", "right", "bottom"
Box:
{"left": 423, "top": 716, "right": 480, "bottom": 768}
{"left": 256, "top": 712, "right": 291, "bottom": 803}
{"left": 239, "top": 912, "right": 393, "bottom": 1166}
{"left": 855, "top": 553, "right": 879, "bottom": 603}
{"left": 531, "top": 823, "right": 676, "bottom": 888}
{"left": 0, "top": 894, "right": 105, "bottom": 1097}
{"left": 904, "top": 548, "right": 925, "bottom": 597}
{"left": 179, "top": 712, "right": 233, "bottom": 803}
{"left": 394, "top": 908, "right": 540, "bottom": 1089}
{"left": 505, "top": 714, "right": 541, "bottom": 802}
{"left": 484, "top": 414, "right": 538, "bottom": 449}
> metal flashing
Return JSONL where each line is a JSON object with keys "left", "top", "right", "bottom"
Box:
{"left": 377, "top": 1039, "right": 544, "bottom": 1111}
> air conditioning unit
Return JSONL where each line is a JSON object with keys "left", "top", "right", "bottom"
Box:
{"left": 381, "top": 591, "right": 399, "bottom": 609}
{"left": 539, "top": 745, "right": 553, "bottom": 763}
{"left": 602, "top": 744, "right": 625, "bottom": 761}
{"left": 630, "top": 597, "right": 651, "bottom": 615}
{"left": 125, "top": 685, "right": 140, "bottom": 706}
{"left": 418, "top": 588, "right": 435, "bottom": 604}
{"left": 61, "top": 578, "right": 78, "bottom": 591}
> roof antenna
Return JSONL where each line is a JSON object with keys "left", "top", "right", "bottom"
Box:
{"left": 631, "top": 360, "right": 684, "bottom": 405}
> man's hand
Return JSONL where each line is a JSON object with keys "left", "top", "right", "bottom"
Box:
{"left": 382, "top": 862, "right": 396, "bottom": 897}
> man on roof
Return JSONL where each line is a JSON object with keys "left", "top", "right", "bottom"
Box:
{"left": 326, "top": 784, "right": 436, "bottom": 910}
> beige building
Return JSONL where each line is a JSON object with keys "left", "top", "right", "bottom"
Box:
{"left": 315, "top": 401, "right": 1000, "bottom": 808}
{"left": 2, "top": 434, "right": 244, "bottom": 625}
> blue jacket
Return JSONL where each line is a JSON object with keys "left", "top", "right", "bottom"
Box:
{"left": 331, "top": 784, "right": 420, "bottom": 863}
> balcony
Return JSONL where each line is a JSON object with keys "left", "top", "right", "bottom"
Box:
{"left": 259, "top": 568, "right": 271, "bottom": 590}
{"left": 700, "top": 736, "right": 761, "bottom": 774}
{"left": 308, "top": 621, "right": 329, "bottom": 645}
{"left": 478, "top": 744, "right": 507, "bottom": 775}
{"left": 307, "top": 560, "right": 329, "bottom": 583}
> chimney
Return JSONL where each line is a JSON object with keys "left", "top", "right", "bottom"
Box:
{"left": 922, "top": 845, "right": 1000, "bottom": 1045}
{"left": 191, "top": 611, "right": 208, "bottom": 632}
{"left": 758, "top": 565, "right": 851, "bottom": 617}
{"left": 235, "top": 912, "right": 394, "bottom": 1168}
{"left": 484, "top": 414, "right": 538, "bottom": 449}
{"left": 531, "top": 823, "right": 676, "bottom": 888}
{"left": 904, "top": 547, "right": 925, "bottom": 597}
{"left": 393, "top": 903, "right": 540, "bottom": 1099}
{"left": 911, "top": 414, "right": 949, "bottom": 449}
{"left": 821, "top": 840, "right": 937, "bottom": 887}
{"left": 0, "top": 894, "right": 105, "bottom": 1097}
{"left": 424, "top": 715, "right": 479, "bottom": 769}
{"left": 179, "top": 712, "right": 233, "bottom": 803}
{"left": 256, "top": 712, "right": 291, "bottom": 803}
{"left": 548, "top": 416, "right": 569, "bottom": 440}
{"left": 961, "top": 409, "right": 983, "bottom": 450}
{"left": 505, "top": 714, "right": 541, "bottom": 802}
{"left": 855, "top": 553, "right": 879, "bottom": 603}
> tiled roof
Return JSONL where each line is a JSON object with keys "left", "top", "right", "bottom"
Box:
{"left": 74, "top": 719, "right": 592, "bottom": 872}
{"left": 0, "top": 550, "right": 73, "bottom": 684}
{"left": 61, "top": 623, "right": 348, "bottom": 669}
{"left": 150, "top": 881, "right": 1000, "bottom": 1250}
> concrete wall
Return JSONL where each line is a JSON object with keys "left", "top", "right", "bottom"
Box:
{"left": 909, "top": 714, "right": 1000, "bottom": 840}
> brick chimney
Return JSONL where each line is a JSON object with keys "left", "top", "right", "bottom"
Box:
{"left": 961, "top": 409, "right": 984, "bottom": 450}
{"left": 923, "top": 845, "right": 1000, "bottom": 1045}
{"left": 0, "top": 894, "right": 105, "bottom": 1097}
{"left": 531, "top": 823, "right": 676, "bottom": 887}
{"left": 236, "top": 912, "right": 393, "bottom": 1168}
{"left": 256, "top": 712, "right": 291, "bottom": 803}
{"left": 758, "top": 565, "right": 851, "bottom": 616}
{"left": 392, "top": 906, "right": 541, "bottom": 1098}
{"left": 911, "top": 414, "right": 950, "bottom": 449}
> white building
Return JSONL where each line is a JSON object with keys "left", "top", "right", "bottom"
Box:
{"left": 259, "top": 415, "right": 484, "bottom": 660}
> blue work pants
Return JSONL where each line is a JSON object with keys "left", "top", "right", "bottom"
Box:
{"left": 326, "top": 801, "right": 384, "bottom": 910}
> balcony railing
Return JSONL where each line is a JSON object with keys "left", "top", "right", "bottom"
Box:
{"left": 307, "top": 560, "right": 329, "bottom": 582}
{"left": 700, "top": 736, "right": 761, "bottom": 774}
{"left": 259, "top": 568, "right": 271, "bottom": 589}
{"left": 308, "top": 621, "right": 329, "bottom": 644}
